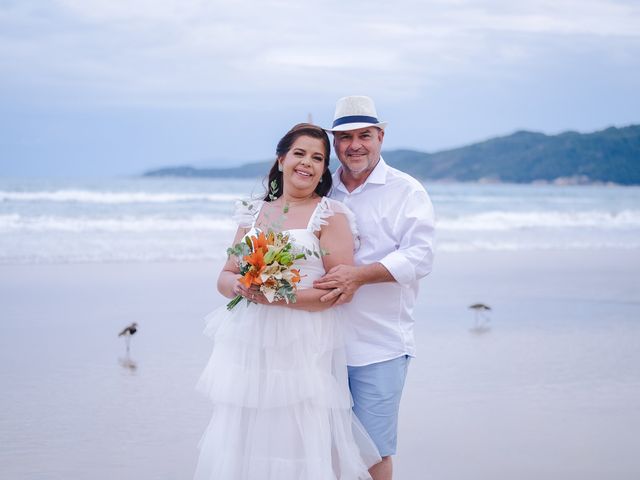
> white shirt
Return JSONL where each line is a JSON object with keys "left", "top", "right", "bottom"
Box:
{"left": 330, "top": 157, "right": 435, "bottom": 366}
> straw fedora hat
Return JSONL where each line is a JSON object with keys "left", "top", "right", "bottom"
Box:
{"left": 325, "top": 96, "right": 388, "bottom": 132}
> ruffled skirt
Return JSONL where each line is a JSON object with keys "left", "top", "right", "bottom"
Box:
{"left": 194, "top": 303, "right": 380, "bottom": 480}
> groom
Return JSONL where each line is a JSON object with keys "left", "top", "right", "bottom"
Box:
{"left": 314, "top": 96, "right": 435, "bottom": 480}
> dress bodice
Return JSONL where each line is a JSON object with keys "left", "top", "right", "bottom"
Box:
{"left": 283, "top": 229, "right": 324, "bottom": 289}
{"left": 235, "top": 197, "right": 359, "bottom": 290}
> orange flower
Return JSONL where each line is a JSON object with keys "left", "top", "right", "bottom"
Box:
{"left": 244, "top": 249, "right": 265, "bottom": 268}
{"left": 290, "top": 268, "right": 301, "bottom": 284}
{"left": 263, "top": 277, "right": 277, "bottom": 289}
{"left": 240, "top": 268, "right": 262, "bottom": 288}
{"left": 251, "top": 232, "right": 269, "bottom": 254}
{"left": 240, "top": 266, "right": 265, "bottom": 287}
{"left": 239, "top": 271, "right": 253, "bottom": 288}
{"left": 240, "top": 249, "right": 266, "bottom": 288}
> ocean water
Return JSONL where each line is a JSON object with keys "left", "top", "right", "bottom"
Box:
{"left": 1, "top": 176, "right": 639, "bottom": 479}
{"left": 1, "top": 176, "right": 639, "bottom": 264}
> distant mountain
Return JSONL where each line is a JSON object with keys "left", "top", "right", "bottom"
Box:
{"left": 143, "top": 125, "right": 640, "bottom": 185}
{"left": 144, "top": 161, "right": 270, "bottom": 179}
{"left": 386, "top": 125, "right": 640, "bottom": 185}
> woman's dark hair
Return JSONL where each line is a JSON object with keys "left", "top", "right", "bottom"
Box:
{"left": 263, "top": 123, "right": 332, "bottom": 201}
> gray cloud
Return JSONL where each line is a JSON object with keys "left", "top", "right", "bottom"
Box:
{"left": 1, "top": 0, "right": 638, "bottom": 107}
{"left": 1, "top": 0, "right": 639, "bottom": 177}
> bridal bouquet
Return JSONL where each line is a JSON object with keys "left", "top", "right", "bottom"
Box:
{"left": 226, "top": 230, "right": 306, "bottom": 310}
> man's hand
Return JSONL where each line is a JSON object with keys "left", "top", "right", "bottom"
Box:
{"left": 313, "top": 264, "right": 362, "bottom": 305}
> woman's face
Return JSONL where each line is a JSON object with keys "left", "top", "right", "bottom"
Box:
{"left": 278, "top": 135, "right": 326, "bottom": 197}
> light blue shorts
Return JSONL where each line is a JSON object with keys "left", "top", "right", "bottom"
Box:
{"left": 347, "top": 355, "right": 410, "bottom": 457}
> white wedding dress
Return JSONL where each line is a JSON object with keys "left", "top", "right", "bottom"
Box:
{"left": 194, "top": 197, "right": 380, "bottom": 480}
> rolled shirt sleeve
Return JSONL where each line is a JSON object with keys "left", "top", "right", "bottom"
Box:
{"left": 378, "top": 189, "right": 435, "bottom": 286}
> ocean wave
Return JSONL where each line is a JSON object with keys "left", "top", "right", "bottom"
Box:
{"left": 4, "top": 209, "right": 640, "bottom": 234}
{"left": 431, "top": 194, "right": 595, "bottom": 204}
{"left": 0, "top": 250, "right": 226, "bottom": 265}
{"left": 0, "top": 214, "right": 236, "bottom": 232}
{"left": 438, "top": 210, "right": 640, "bottom": 231}
{"left": 0, "top": 190, "right": 239, "bottom": 204}
{"left": 438, "top": 240, "right": 640, "bottom": 252}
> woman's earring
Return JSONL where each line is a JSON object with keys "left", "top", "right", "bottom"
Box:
{"left": 319, "top": 176, "right": 323, "bottom": 183}
{"left": 278, "top": 163, "right": 283, "bottom": 172}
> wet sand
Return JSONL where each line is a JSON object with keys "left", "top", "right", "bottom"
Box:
{"left": 1, "top": 249, "right": 639, "bottom": 479}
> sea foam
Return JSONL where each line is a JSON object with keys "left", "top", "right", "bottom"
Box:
{"left": 0, "top": 190, "right": 238, "bottom": 204}
{"left": 438, "top": 210, "right": 640, "bottom": 231}
{"left": 0, "top": 214, "right": 235, "bottom": 233}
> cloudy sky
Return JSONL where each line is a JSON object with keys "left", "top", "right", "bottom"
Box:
{"left": 1, "top": 0, "right": 639, "bottom": 176}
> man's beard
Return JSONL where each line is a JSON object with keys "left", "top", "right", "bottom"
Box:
{"left": 343, "top": 156, "right": 379, "bottom": 176}
{"left": 344, "top": 164, "right": 370, "bottom": 176}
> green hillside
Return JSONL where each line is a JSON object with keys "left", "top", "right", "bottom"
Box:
{"left": 386, "top": 125, "right": 640, "bottom": 184}
{"left": 144, "top": 125, "right": 640, "bottom": 185}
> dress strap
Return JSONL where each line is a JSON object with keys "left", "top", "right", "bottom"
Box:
{"left": 307, "top": 197, "right": 360, "bottom": 250}
{"left": 233, "top": 199, "right": 264, "bottom": 228}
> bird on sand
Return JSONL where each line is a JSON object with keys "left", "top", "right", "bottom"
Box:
{"left": 469, "top": 303, "right": 491, "bottom": 313}
{"left": 468, "top": 303, "right": 491, "bottom": 334}
{"left": 118, "top": 322, "right": 138, "bottom": 352}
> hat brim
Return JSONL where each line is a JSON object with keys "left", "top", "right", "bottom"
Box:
{"left": 324, "top": 121, "right": 387, "bottom": 133}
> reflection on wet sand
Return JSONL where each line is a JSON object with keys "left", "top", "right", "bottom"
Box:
{"left": 119, "top": 353, "right": 138, "bottom": 372}
{"left": 469, "top": 303, "right": 492, "bottom": 335}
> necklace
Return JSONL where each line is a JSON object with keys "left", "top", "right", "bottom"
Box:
{"left": 275, "top": 193, "right": 318, "bottom": 214}
{"left": 256, "top": 194, "right": 318, "bottom": 230}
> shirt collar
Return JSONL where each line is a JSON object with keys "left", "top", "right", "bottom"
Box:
{"left": 333, "top": 156, "right": 388, "bottom": 193}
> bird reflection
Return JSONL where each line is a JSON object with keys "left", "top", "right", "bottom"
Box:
{"left": 468, "top": 303, "right": 492, "bottom": 335}
{"left": 118, "top": 353, "right": 138, "bottom": 372}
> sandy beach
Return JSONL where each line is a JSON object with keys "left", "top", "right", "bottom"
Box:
{"left": 1, "top": 249, "right": 639, "bottom": 479}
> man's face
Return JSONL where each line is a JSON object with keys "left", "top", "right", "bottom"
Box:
{"left": 333, "top": 127, "right": 384, "bottom": 177}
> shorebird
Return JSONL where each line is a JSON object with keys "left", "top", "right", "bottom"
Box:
{"left": 118, "top": 322, "right": 138, "bottom": 352}
{"left": 468, "top": 303, "right": 491, "bottom": 334}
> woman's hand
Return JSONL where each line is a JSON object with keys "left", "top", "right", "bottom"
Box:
{"left": 233, "top": 281, "right": 270, "bottom": 305}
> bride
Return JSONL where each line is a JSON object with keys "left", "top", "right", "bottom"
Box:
{"left": 194, "top": 123, "right": 380, "bottom": 480}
